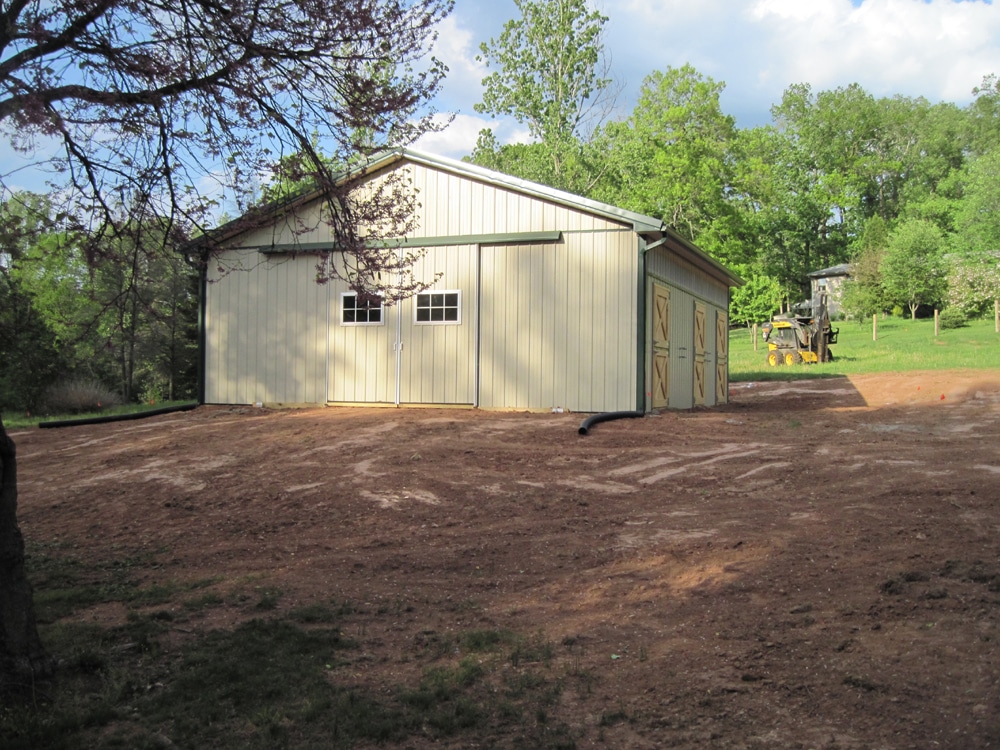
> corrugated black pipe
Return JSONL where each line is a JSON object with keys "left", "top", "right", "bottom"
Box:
{"left": 578, "top": 410, "right": 644, "bottom": 436}
{"left": 38, "top": 403, "right": 198, "bottom": 429}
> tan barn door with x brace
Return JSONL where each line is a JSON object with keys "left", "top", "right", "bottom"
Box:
{"left": 715, "top": 310, "right": 729, "bottom": 404}
{"left": 651, "top": 283, "right": 670, "bottom": 409}
{"left": 693, "top": 301, "right": 707, "bottom": 406}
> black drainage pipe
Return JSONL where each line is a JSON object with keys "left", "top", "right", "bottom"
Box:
{"left": 577, "top": 410, "right": 644, "bottom": 436}
{"left": 38, "top": 402, "right": 199, "bottom": 429}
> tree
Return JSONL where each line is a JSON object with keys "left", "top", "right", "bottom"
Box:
{"left": 592, "top": 65, "right": 739, "bottom": 261}
{"left": 0, "top": 0, "right": 452, "bottom": 693}
{"left": 954, "top": 147, "right": 1000, "bottom": 256}
{"left": 881, "top": 218, "right": 948, "bottom": 319}
{"left": 472, "top": 0, "right": 614, "bottom": 192}
{"left": 947, "top": 253, "right": 1000, "bottom": 318}
{"left": 841, "top": 216, "right": 889, "bottom": 320}
{"left": 0, "top": 194, "right": 67, "bottom": 412}
{"left": 729, "top": 270, "right": 782, "bottom": 328}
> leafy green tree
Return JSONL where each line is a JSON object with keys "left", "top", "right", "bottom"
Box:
{"left": 591, "top": 65, "right": 740, "bottom": 262}
{"left": 729, "top": 271, "right": 782, "bottom": 327}
{"left": 472, "top": 0, "right": 614, "bottom": 192}
{"left": 895, "top": 100, "right": 967, "bottom": 231}
{"left": 965, "top": 74, "right": 1000, "bottom": 157}
{"left": 954, "top": 147, "right": 1000, "bottom": 256}
{"left": 841, "top": 216, "right": 889, "bottom": 320}
{"left": 882, "top": 219, "right": 948, "bottom": 319}
{"left": 731, "top": 122, "right": 842, "bottom": 301}
{"left": 947, "top": 253, "right": 1000, "bottom": 318}
{"left": 0, "top": 194, "right": 73, "bottom": 411}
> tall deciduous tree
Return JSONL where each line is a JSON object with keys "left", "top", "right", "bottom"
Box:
{"left": 592, "top": 65, "right": 739, "bottom": 262}
{"left": 472, "top": 0, "right": 614, "bottom": 191}
{"left": 0, "top": 0, "right": 452, "bottom": 693}
{"left": 839, "top": 215, "right": 889, "bottom": 320}
{"left": 882, "top": 218, "right": 947, "bottom": 319}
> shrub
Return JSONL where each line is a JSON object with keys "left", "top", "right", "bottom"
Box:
{"left": 938, "top": 307, "right": 967, "bottom": 330}
{"left": 42, "top": 379, "right": 123, "bottom": 414}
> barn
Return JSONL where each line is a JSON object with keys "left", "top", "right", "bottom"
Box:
{"left": 192, "top": 149, "right": 742, "bottom": 413}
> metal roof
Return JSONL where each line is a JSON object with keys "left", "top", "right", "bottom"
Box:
{"left": 807, "top": 263, "right": 851, "bottom": 278}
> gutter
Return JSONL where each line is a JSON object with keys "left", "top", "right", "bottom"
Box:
{"left": 636, "top": 236, "right": 651, "bottom": 413}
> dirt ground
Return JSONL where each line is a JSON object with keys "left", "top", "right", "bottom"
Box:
{"left": 12, "top": 369, "right": 1000, "bottom": 748}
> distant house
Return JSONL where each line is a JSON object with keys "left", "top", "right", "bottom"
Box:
{"left": 189, "top": 149, "right": 742, "bottom": 412}
{"left": 807, "top": 263, "right": 851, "bottom": 317}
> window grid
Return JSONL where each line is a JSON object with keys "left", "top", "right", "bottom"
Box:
{"left": 341, "top": 292, "right": 383, "bottom": 325}
{"left": 415, "top": 291, "right": 461, "bottom": 324}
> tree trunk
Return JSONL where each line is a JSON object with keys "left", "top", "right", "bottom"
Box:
{"left": 0, "top": 417, "right": 53, "bottom": 694}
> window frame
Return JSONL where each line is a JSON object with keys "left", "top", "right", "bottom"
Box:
{"left": 413, "top": 290, "right": 462, "bottom": 326}
{"left": 340, "top": 292, "right": 385, "bottom": 326}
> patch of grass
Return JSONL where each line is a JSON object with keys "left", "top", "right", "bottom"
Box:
{"left": 459, "top": 628, "right": 516, "bottom": 653}
{"left": 730, "top": 315, "right": 1000, "bottom": 381}
{"left": 26, "top": 543, "right": 224, "bottom": 622}
{"left": 253, "top": 586, "right": 282, "bottom": 611}
{"left": 509, "top": 631, "right": 555, "bottom": 667}
{"left": 182, "top": 591, "right": 225, "bottom": 611}
{"left": 288, "top": 601, "right": 346, "bottom": 624}
{"left": 3, "top": 400, "right": 197, "bottom": 429}
{"left": 11, "top": 589, "right": 581, "bottom": 750}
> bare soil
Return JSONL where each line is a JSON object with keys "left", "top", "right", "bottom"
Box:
{"left": 13, "top": 370, "right": 1000, "bottom": 749}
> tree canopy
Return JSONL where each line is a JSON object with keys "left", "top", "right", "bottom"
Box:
{"left": 471, "top": 0, "right": 613, "bottom": 192}
{"left": 1, "top": 0, "right": 452, "bottom": 293}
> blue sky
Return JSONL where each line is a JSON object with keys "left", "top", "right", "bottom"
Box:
{"left": 4, "top": 0, "right": 1000, "bottom": 194}
{"left": 415, "top": 0, "right": 1000, "bottom": 158}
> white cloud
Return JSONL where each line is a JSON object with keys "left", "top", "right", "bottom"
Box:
{"left": 748, "top": 0, "right": 1000, "bottom": 100}
{"left": 412, "top": 113, "right": 533, "bottom": 160}
{"left": 413, "top": 113, "right": 490, "bottom": 158}
{"left": 428, "top": 13, "right": 489, "bottom": 114}
{"left": 591, "top": 0, "right": 1000, "bottom": 125}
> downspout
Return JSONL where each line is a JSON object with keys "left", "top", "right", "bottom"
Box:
{"left": 395, "top": 245, "right": 403, "bottom": 407}
{"left": 474, "top": 243, "right": 482, "bottom": 408}
{"left": 636, "top": 236, "right": 648, "bottom": 413}
{"left": 634, "top": 234, "right": 669, "bottom": 413}
{"left": 324, "top": 269, "right": 331, "bottom": 404}
{"left": 579, "top": 233, "right": 662, "bottom": 436}
{"left": 195, "top": 250, "right": 208, "bottom": 405}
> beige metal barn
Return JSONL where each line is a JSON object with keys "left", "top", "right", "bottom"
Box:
{"left": 193, "top": 149, "right": 742, "bottom": 413}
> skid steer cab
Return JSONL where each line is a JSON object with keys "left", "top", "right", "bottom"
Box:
{"left": 761, "top": 309, "right": 838, "bottom": 367}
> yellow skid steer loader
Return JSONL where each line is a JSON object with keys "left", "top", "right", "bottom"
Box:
{"left": 761, "top": 303, "right": 838, "bottom": 367}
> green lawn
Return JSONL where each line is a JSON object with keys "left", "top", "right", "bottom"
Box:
{"left": 730, "top": 315, "right": 1000, "bottom": 382}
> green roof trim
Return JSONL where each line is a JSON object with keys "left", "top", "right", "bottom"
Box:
{"left": 256, "top": 231, "right": 563, "bottom": 254}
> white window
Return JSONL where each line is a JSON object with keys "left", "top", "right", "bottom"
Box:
{"left": 341, "top": 292, "right": 384, "bottom": 325}
{"left": 414, "top": 291, "right": 461, "bottom": 324}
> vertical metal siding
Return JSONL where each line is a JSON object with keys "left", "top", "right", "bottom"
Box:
{"left": 327, "top": 286, "right": 395, "bottom": 403}
{"left": 205, "top": 251, "right": 327, "bottom": 404}
{"left": 397, "top": 245, "right": 476, "bottom": 404}
{"left": 206, "top": 160, "right": 667, "bottom": 410}
{"left": 479, "top": 233, "right": 637, "bottom": 412}
{"left": 646, "top": 247, "right": 729, "bottom": 308}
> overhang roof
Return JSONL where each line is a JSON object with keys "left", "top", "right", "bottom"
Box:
{"left": 807, "top": 263, "right": 851, "bottom": 279}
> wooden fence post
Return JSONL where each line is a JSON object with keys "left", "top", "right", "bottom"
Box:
{"left": 934, "top": 309, "right": 939, "bottom": 337}
{"left": 873, "top": 313, "right": 877, "bottom": 341}
{"left": 752, "top": 322, "right": 758, "bottom": 351}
